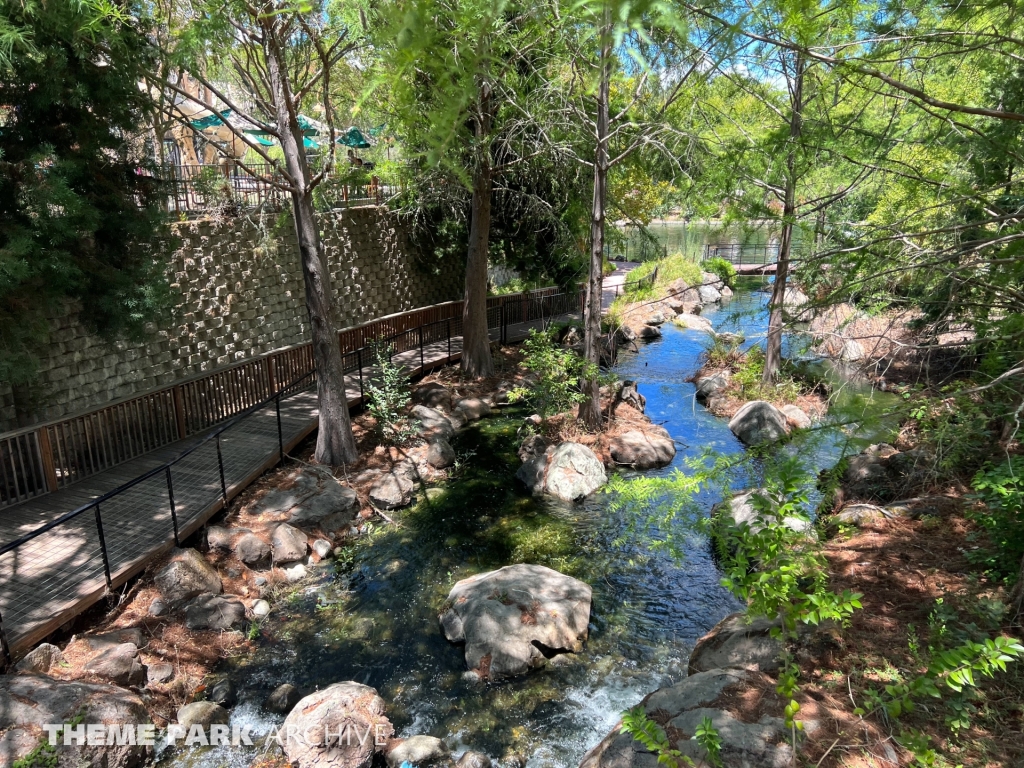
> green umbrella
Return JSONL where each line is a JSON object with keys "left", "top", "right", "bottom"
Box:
{"left": 189, "top": 109, "right": 232, "bottom": 130}
{"left": 336, "top": 126, "right": 371, "bottom": 149}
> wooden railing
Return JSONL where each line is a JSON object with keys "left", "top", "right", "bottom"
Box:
{"left": 0, "top": 286, "right": 574, "bottom": 509}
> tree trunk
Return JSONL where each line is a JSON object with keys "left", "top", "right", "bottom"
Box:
{"left": 461, "top": 83, "right": 495, "bottom": 379}
{"left": 579, "top": 20, "right": 611, "bottom": 429}
{"left": 462, "top": 85, "right": 497, "bottom": 380}
{"left": 266, "top": 31, "right": 357, "bottom": 465}
{"left": 763, "top": 52, "right": 804, "bottom": 384}
{"left": 1010, "top": 553, "right": 1024, "bottom": 623}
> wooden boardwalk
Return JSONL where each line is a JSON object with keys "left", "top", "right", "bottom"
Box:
{"left": 0, "top": 316, "right": 573, "bottom": 658}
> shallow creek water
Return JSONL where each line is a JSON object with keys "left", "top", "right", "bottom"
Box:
{"left": 164, "top": 283, "right": 898, "bottom": 768}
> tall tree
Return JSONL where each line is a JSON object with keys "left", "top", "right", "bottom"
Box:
{"left": 166, "top": 0, "right": 360, "bottom": 464}
{"left": 0, "top": 0, "right": 169, "bottom": 426}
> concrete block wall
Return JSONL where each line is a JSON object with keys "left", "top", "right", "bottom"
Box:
{"left": 0, "top": 206, "right": 462, "bottom": 431}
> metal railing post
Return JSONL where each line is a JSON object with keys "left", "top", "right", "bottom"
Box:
{"left": 165, "top": 467, "right": 180, "bottom": 547}
{"left": 500, "top": 302, "right": 506, "bottom": 344}
{"left": 447, "top": 319, "right": 452, "bottom": 363}
{"left": 419, "top": 326, "right": 425, "bottom": 370}
{"left": 276, "top": 394, "right": 284, "bottom": 463}
{"left": 216, "top": 434, "right": 227, "bottom": 502}
{"left": 94, "top": 504, "right": 113, "bottom": 591}
{"left": 357, "top": 349, "right": 364, "bottom": 400}
{"left": 0, "top": 608, "right": 11, "bottom": 670}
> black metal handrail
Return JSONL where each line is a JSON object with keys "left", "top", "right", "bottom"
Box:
{"left": 0, "top": 289, "right": 583, "bottom": 666}
{"left": 703, "top": 243, "right": 781, "bottom": 265}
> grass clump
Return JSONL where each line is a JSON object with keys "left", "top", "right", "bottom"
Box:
{"left": 703, "top": 256, "right": 737, "bottom": 288}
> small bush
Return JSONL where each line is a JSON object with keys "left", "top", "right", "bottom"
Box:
{"left": 969, "top": 457, "right": 1024, "bottom": 582}
{"left": 366, "top": 342, "right": 416, "bottom": 444}
{"left": 704, "top": 256, "right": 737, "bottom": 288}
{"left": 507, "top": 328, "right": 599, "bottom": 419}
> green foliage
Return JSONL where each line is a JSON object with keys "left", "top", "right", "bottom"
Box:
{"left": 620, "top": 707, "right": 722, "bottom": 768}
{"left": 0, "top": 0, "right": 169, "bottom": 398}
{"left": 13, "top": 711, "right": 85, "bottom": 768}
{"left": 507, "top": 328, "right": 599, "bottom": 419}
{"left": 366, "top": 342, "right": 416, "bottom": 444}
{"left": 968, "top": 457, "right": 1024, "bottom": 582}
{"left": 702, "top": 257, "right": 737, "bottom": 288}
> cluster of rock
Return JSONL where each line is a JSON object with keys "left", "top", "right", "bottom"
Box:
{"left": 582, "top": 610, "right": 812, "bottom": 768}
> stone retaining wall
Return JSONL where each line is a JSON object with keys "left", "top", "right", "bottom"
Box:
{"left": 0, "top": 206, "right": 462, "bottom": 431}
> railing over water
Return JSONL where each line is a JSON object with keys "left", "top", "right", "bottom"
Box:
{"left": 0, "top": 286, "right": 583, "bottom": 665}
{"left": 703, "top": 243, "right": 780, "bottom": 266}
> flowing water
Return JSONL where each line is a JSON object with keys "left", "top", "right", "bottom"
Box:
{"left": 162, "top": 284, "right": 898, "bottom": 768}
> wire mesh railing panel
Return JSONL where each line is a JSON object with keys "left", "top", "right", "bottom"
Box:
{"left": 95, "top": 473, "right": 175, "bottom": 576}
{"left": 217, "top": 404, "right": 282, "bottom": 487}
{"left": 166, "top": 441, "right": 225, "bottom": 529}
{"left": 0, "top": 523, "right": 107, "bottom": 645}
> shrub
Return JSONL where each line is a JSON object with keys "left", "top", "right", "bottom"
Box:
{"left": 366, "top": 342, "right": 416, "bottom": 444}
{"left": 704, "top": 256, "right": 737, "bottom": 288}
{"left": 969, "top": 457, "right": 1024, "bottom": 583}
{"left": 507, "top": 328, "right": 599, "bottom": 419}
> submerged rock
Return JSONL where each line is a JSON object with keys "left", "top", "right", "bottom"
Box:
{"left": 580, "top": 668, "right": 803, "bottom": 768}
{"left": 154, "top": 548, "right": 222, "bottom": 606}
{"left": 456, "top": 751, "right": 493, "bottom": 768}
{"left": 673, "top": 313, "right": 713, "bottom": 333}
{"left": 439, "top": 563, "right": 592, "bottom": 681}
{"left": 728, "top": 400, "right": 789, "bottom": 445}
{"left": 385, "top": 735, "right": 451, "bottom": 767}
{"left": 265, "top": 682, "right": 302, "bottom": 713}
{"left": 609, "top": 430, "right": 676, "bottom": 469}
{"left": 638, "top": 325, "right": 662, "bottom": 340}
{"left": 0, "top": 674, "right": 152, "bottom": 768}
{"left": 177, "top": 700, "right": 229, "bottom": 729}
{"left": 280, "top": 682, "right": 394, "bottom": 768}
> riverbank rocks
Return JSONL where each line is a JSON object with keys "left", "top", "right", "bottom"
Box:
{"left": 413, "top": 382, "right": 452, "bottom": 412}
{"left": 280, "top": 682, "right": 394, "bottom": 768}
{"left": 645, "top": 312, "right": 667, "bottom": 326}
{"left": 369, "top": 469, "right": 416, "bottom": 509}
{"left": 16, "top": 642, "right": 66, "bottom": 674}
{"left": 698, "top": 284, "right": 722, "bottom": 303}
{"left": 842, "top": 442, "right": 931, "bottom": 501}
{"left": 385, "top": 735, "right": 451, "bottom": 767}
{"left": 517, "top": 435, "right": 549, "bottom": 463}
{"left": 728, "top": 401, "right": 789, "bottom": 445}
{"left": 688, "top": 612, "right": 784, "bottom": 675}
{"left": 638, "top": 325, "right": 662, "bottom": 340}
{"left": 412, "top": 405, "right": 456, "bottom": 441}
{"left": 0, "top": 673, "right": 152, "bottom": 768}
{"left": 609, "top": 430, "right": 676, "bottom": 469}
{"left": 272, "top": 523, "right": 309, "bottom": 564}
{"left": 673, "top": 313, "right": 713, "bottom": 333}
{"left": 456, "top": 751, "right": 493, "bottom": 768}
{"left": 580, "top": 669, "right": 800, "bottom": 768}
{"left": 615, "top": 325, "right": 637, "bottom": 346}
{"left": 840, "top": 339, "right": 865, "bottom": 362}
{"left": 427, "top": 439, "right": 456, "bottom": 469}
{"left": 184, "top": 594, "right": 246, "bottom": 631}
{"left": 781, "top": 404, "right": 812, "bottom": 429}
{"left": 454, "top": 397, "right": 491, "bottom": 421}
{"left": 517, "top": 442, "right": 607, "bottom": 501}
{"left": 783, "top": 287, "right": 809, "bottom": 307}
{"left": 234, "top": 532, "right": 272, "bottom": 568}
{"left": 83, "top": 643, "right": 147, "bottom": 687}
{"left": 254, "top": 468, "right": 360, "bottom": 530}
{"left": 155, "top": 548, "right": 222, "bottom": 605}
{"left": 694, "top": 370, "right": 730, "bottom": 400}
{"left": 439, "top": 564, "right": 593, "bottom": 680}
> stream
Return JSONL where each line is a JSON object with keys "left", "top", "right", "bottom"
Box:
{"left": 163, "top": 281, "right": 899, "bottom": 768}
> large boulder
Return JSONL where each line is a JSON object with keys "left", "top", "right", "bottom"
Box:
{"left": 177, "top": 701, "right": 230, "bottom": 729}
{"left": 727, "top": 401, "right": 789, "bottom": 446}
{"left": 694, "top": 370, "right": 730, "bottom": 400}
{"left": 697, "top": 284, "right": 722, "bottom": 303}
{"left": 412, "top": 405, "right": 456, "bottom": 441}
{"left": 0, "top": 674, "right": 152, "bottom": 768}
{"left": 234, "top": 532, "right": 272, "bottom": 568}
{"left": 638, "top": 325, "right": 662, "bottom": 340}
{"left": 688, "top": 613, "right": 785, "bottom": 675}
{"left": 782, "top": 287, "right": 809, "bottom": 307}
{"left": 271, "top": 523, "right": 308, "bottom": 564}
{"left": 439, "top": 564, "right": 592, "bottom": 681}
{"left": 580, "top": 669, "right": 801, "bottom": 768}
{"left": 154, "top": 549, "right": 222, "bottom": 606}
{"left": 253, "top": 469, "right": 360, "bottom": 530}
{"left": 673, "top": 313, "right": 713, "bottom": 333}
{"left": 369, "top": 470, "right": 415, "bottom": 510}
{"left": 614, "top": 325, "right": 637, "bottom": 346}
{"left": 609, "top": 430, "right": 676, "bottom": 470}
{"left": 280, "top": 682, "right": 394, "bottom": 768}
{"left": 184, "top": 594, "right": 247, "bottom": 631}
{"left": 385, "top": 735, "right": 451, "bottom": 767}
{"left": 453, "top": 398, "right": 491, "bottom": 421}
{"left": 83, "top": 643, "right": 147, "bottom": 687}
{"left": 543, "top": 442, "right": 607, "bottom": 502}
{"left": 412, "top": 382, "right": 451, "bottom": 412}
{"left": 16, "top": 643, "right": 66, "bottom": 674}
{"left": 426, "top": 439, "right": 456, "bottom": 469}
